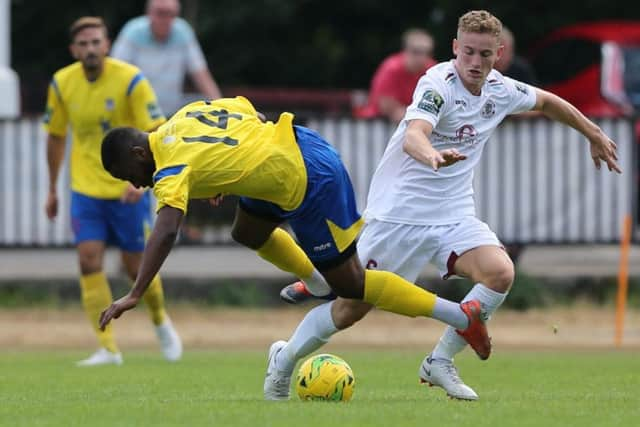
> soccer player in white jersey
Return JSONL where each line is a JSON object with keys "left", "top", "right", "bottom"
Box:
{"left": 267, "top": 9, "right": 620, "bottom": 401}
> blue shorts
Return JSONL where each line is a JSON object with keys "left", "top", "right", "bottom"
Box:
{"left": 70, "top": 191, "right": 151, "bottom": 252}
{"left": 239, "top": 126, "right": 363, "bottom": 269}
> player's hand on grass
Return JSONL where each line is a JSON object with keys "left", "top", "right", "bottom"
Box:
{"left": 121, "top": 184, "right": 145, "bottom": 204}
{"left": 589, "top": 131, "right": 621, "bottom": 173}
{"left": 99, "top": 293, "right": 140, "bottom": 330}
{"left": 45, "top": 191, "right": 58, "bottom": 220}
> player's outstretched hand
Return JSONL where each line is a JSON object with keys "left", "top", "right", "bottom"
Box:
{"left": 589, "top": 131, "right": 621, "bottom": 173}
{"left": 99, "top": 293, "right": 140, "bottom": 330}
{"left": 439, "top": 149, "right": 467, "bottom": 167}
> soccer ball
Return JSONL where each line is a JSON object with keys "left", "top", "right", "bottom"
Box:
{"left": 296, "top": 353, "right": 355, "bottom": 402}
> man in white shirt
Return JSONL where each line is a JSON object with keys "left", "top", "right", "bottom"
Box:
{"left": 268, "top": 10, "right": 620, "bottom": 401}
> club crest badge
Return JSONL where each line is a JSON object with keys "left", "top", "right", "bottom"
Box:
{"left": 481, "top": 100, "right": 496, "bottom": 118}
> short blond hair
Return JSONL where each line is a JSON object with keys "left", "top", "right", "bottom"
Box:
{"left": 457, "top": 10, "right": 502, "bottom": 38}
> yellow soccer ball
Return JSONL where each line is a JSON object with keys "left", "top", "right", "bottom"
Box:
{"left": 296, "top": 353, "right": 355, "bottom": 402}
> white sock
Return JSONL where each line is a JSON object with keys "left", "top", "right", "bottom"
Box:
{"left": 432, "top": 297, "right": 468, "bottom": 330}
{"left": 431, "top": 283, "right": 507, "bottom": 361}
{"left": 303, "top": 269, "right": 332, "bottom": 297}
{"left": 276, "top": 301, "right": 338, "bottom": 374}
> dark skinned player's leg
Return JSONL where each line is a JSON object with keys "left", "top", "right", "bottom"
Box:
{"left": 319, "top": 252, "right": 440, "bottom": 318}
{"left": 231, "top": 203, "right": 319, "bottom": 280}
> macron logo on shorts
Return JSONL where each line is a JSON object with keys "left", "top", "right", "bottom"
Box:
{"left": 313, "top": 242, "right": 332, "bottom": 252}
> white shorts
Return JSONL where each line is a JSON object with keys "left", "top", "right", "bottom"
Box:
{"left": 357, "top": 217, "right": 502, "bottom": 281}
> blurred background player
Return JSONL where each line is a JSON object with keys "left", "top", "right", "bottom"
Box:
{"left": 44, "top": 16, "right": 182, "bottom": 366}
{"left": 494, "top": 26, "right": 538, "bottom": 86}
{"left": 275, "top": 10, "right": 620, "bottom": 400}
{"left": 356, "top": 28, "right": 437, "bottom": 123}
{"left": 112, "top": 0, "right": 223, "bottom": 243}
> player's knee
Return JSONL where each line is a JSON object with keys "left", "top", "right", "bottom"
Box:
{"left": 486, "top": 262, "right": 515, "bottom": 292}
{"left": 230, "top": 226, "right": 259, "bottom": 249}
{"left": 78, "top": 252, "right": 102, "bottom": 275}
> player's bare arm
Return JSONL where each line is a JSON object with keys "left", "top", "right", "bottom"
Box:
{"left": 533, "top": 88, "right": 621, "bottom": 173}
{"left": 99, "top": 206, "right": 184, "bottom": 329}
{"left": 45, "top": 133, "right": 66, "bottom": 220}
{"left": 403, "top": 119, "right": 467, "bottom": 171}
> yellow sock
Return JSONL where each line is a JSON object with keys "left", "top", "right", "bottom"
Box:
{"left": 257, "top": 228, "right": 314, "bottom": 278}
{"left": 362, "top": 270, "right": 436, "bottom": 317}
{"left": 140, "top": 275, "right": 167, "bottom": 326}
{"left": 79, "top": 272, "right": 119, "bottom": 353}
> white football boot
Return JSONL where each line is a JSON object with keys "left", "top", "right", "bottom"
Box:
{"left": 76, "top": 348, "right": 123, "bottom": 367}
{"left": 155, "top": 318, "right": 183, "bottom": 362}
{"left": 419, "top": 355, "right": 479, "bottom": 401}
{"left": 264, "top": 340, "right": 292, "bottom": 400}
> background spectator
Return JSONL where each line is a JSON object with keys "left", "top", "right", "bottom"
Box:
{"left": 356, "top": 28, "right": 436, "bottom": 123}
{"left": 494, "top": 26, "right": 538, "bottom": 85}
{"left": 111, "top": 0, "right": 222, "bottom": 116}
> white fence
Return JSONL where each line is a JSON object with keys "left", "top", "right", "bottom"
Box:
{"left": 0, "top": 116, "right": 635, "bottom": 246}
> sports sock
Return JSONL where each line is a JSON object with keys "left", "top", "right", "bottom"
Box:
{"left": 431, "top": 283, "right": 507, "bottom": 360}
{"left": 79, "top": 272, "right": 119, "bottom": 354}
{"left": 140, "top": 275, "right": 167, "bottom": 326}
{"left": 304, "top": 269, "right": 332, "bottom": 297}
{"left": 362, "top": 270, "right": 437, "bottom": 317}
{"left": 432, "top": 298, "right": 469, "bottom": 330}
{"left": 277, "top": 302, "right": 338, "bottom": 374}
{"left": 257, "top": 228, "right": 314, "bottom": 279}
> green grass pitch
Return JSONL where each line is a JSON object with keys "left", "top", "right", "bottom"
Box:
{"left": 0, "top": 350, "right": 638, "bottom": 427}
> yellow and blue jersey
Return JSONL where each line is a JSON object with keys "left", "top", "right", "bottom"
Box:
{"left": 149, "top": 96, "right": 307, "bottom": 213}
{"left": 150, "top": 96, "right": 363, "bottom": 267}
{"left": 44, "top": 57, "right": 165, "bottom": 199}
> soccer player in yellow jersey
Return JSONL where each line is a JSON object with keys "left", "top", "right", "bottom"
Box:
{"left": 98, "top": 96, "right": 491, "bottom": 364}
{"left": 44, "top": 17, "right": 182, "bottom": 366}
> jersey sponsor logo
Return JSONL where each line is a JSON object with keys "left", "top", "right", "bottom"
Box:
{"left": 313, "top": 242, "right": 333, "bottom": 252}
{"left": 481, "top": 100, "right": 496, "bottom": 118}
{"left": 515, "top": 83, "right": 529, "bottom": 95}
{"left": 147, "top": 102, "right": 163, "bottom": 120}
{"left": 455, "top": 124, "right": 478, "bottom": 145}
{"left": 105, "top": 98, "right": 115, "bottom": 111}
{"left": 417, "top": 89, "right": 444, "bottom": 115}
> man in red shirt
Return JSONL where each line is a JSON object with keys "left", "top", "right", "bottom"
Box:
{"left": 357, "top": 29, "right": 436, "bottom": 123}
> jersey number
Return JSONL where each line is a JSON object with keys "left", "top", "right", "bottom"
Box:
{"left": 184, "top": 109, "right": 243, "bottom": 146}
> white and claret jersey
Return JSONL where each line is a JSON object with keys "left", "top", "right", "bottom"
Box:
{"left": 364, "top": 60, "right": 537, "bottom": 225}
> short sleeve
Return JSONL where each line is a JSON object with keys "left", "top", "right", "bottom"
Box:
{"left": 404, "top": 73, "right": 449, "bottom": 128}
{"left": 43, "top": 78, "right": 68, "bottom": 137}
{"left": 153, "top": 165, "right": 190, "bottom": 214}
{"left": 503, "top": 76, "right": 537, "bottom": 114}
{"left": 127, "top": 72, "right": 167, "bottom": 131}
